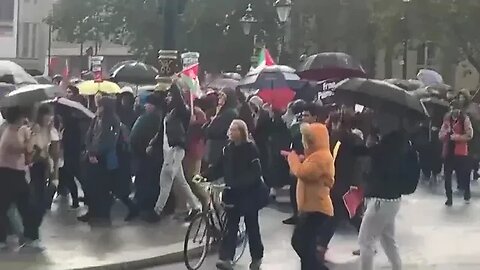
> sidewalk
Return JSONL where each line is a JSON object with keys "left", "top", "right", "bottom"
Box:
{"left": 4, "top": 181, "right": 480, "bottom": 270}
{"left": 0, "top": 201, "right": 191, "bottom": 270}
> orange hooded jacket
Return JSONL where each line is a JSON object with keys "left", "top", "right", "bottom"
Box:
{"left": 287, "top": 123, "right": 335, "bottom": 216}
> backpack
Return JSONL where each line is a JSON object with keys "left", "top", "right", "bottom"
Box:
{"left": 399, "top": 140, "right": 420, "bottom": 195}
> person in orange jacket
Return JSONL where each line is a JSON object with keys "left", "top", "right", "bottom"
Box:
{"left": 288, "top": 122, "right": 335, "bottom": 270}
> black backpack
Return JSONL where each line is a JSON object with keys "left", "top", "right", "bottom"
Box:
{"left": 399, "top": 140, "right": 421, "bottom": 195}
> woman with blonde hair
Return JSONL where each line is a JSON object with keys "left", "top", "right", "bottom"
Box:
{"left": 202, "top": 119, "right": 269, "bottom": 270}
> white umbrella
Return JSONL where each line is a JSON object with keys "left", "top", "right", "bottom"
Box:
{"left": 0, "top": 84, "right": 63, "bottom": 108}
{"left": 43, "top": 97, "right": 95, "bottom": 119}
{"left": 417, "top": 69, "right": 444, "bottom": 86}
{"left": 0, "top": 60, "right": 38, "bottom": 85}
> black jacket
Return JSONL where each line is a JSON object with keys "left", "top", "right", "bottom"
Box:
{"left": 207, "top": 141, "right": 262, "bottom": 189}
{"left": 331, "top": 130, "right": 364, "bottom": 200}
{"left": 206, "top": 141, "right": 268, "bottom": 214}
{"left": 352, "top": 131, "right": 408, "bottom": 199}
{"left": 165, "top": 85, "right": 190, "bottom": 149}
{"left": 130, "top": 112, "right": 162, "bottom": 158}
{"left": 204, "top": 89, "right": 238, "bottom": 165}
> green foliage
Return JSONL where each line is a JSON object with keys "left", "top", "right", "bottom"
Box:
{"left": 47, "top": 0, "right": 480, "bottom": 73}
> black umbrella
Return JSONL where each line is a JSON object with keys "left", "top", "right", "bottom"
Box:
{"left": 0, "top": 84, "right": 64, "bottom": 108}
{"left": 0, "top": 60, "right": 38, "bottom": 85}
{"left": 297, "top": 52, "right": 367, "bottom": 81}
{"left": 335, "top": 78, "right": 428, "bottom": 118}
{"left": 109, "top": 61, "right": 159, "bottom": 85}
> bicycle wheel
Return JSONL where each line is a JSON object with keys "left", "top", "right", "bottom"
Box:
{"left": 184, "top": 213, "right": 211, "bottom": 270}
{"left": 233, "top": 219, "right": 248, "bottom": 263}
{"left": 220, "top": 211, "right": 248, "bottom": 263}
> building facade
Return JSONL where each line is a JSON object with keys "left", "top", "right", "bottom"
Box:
{"left": 0, "top": 0, "right": 53, "bottom": 74}
{"left": 375, "top": 41, "right": 480, "bottom": 90}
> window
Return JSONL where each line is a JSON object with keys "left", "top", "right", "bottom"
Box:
{"left": 30, "top": 24, "right": 37, "bottom": 58}
{"left": 0, "top": 0, "right": 15, "bottom": 22}
{"left": 21, "top": 23, "right": 30, "bottom": 57}
{"left": 417, "top": 42, "right": 436, "bottom": 66}
{"left": 18, "top": 23, "right": 38, "bottom": 58}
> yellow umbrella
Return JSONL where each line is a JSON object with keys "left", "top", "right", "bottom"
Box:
{"left": 76, "top": 80, "right": 121, "bottom": 95}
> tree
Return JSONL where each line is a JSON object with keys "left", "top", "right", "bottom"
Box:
{"left": 290, "top": 0, "right": 373, "bottom": 73}
{"left": 368, "top": 0, "right": 480, "bottom": 81}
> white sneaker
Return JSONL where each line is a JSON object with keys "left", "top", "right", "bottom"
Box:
{"left": 20, "top": 239, "right": 45, "bottom": 252}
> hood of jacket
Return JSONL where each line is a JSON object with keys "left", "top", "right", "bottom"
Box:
{"left": 220, "top": 88, "right": 238, "bottom": 112}
{"left": 301, "top": 123, "right": 330, "bottom": 155}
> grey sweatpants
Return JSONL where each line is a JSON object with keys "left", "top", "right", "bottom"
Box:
{"left": 154, "top": 147, "right": 200, "bottom": 214}
{"left": 359, "top": 198, "right": 402, "bottom": 270}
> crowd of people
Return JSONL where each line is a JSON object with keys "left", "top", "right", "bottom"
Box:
{"left": 0, "top": 74, "right": 478, "bottom": 270}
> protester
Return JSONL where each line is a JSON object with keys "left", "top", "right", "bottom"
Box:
{"left": 66, "top": 85, "right": 87, "bottom": 107}
{"left": 236, "top": 89, "right": 255, "bottom": 132}
{"left": 288, "top": 122, "right": 335, "bottom": 270}
{"left": 130, "top": 92, "right": 164, "bottom": 222}
{"left": 57, "top": 102, "right": 84, "bottom": 209}
{"left": 80, "top": 96, "right": 120, "bottom": 223}
{"left": 323, "top": 108, "right": 364, "bottom": 254}
{"left": 183, "top": 102, "right": 209, "bottom": 210}
{"left": 283, "top": 102, "right": 318, "bottom": 225}
{"left": 114, "top": 122, "right": 139, "bottom": 221}
{"left": 350, "top": 113, "right": 416, "bottom": 270}
{"left": 203, "top": 119, "right": 268, "bottom": 270}
{"left": 204, "top": 88, "right": 238, "bottom": 166}
{"left": 154, "top": 84, "right": 201, "bottom": 221}
{"left": 248, "top": 95, "right": 271, "bottom": 197}
{"left": 117, "top": 92, "right": 137, "bottom": 129}
{"left": 439, "top": 99, "right": 474, "bottom": 206}
{"left": 29, "top": 104, "right": 58, "bottom": 230}
{"left": 0, "top": 107, "right": 40, "bottom": 249}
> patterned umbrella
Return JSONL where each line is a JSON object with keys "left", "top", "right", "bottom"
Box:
{"left": 239, "top": 65, "right": 300, "bottom": 111}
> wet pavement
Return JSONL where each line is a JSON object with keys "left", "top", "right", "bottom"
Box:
{"left": 0, "top": 199, "right": 189, "bottom": 270}
{"left": 148, "top": 181, "right": 480, "bottom": 270}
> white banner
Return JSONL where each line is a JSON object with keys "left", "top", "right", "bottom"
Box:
{"left": 181, "top": 52, "right": 200, "bottom": 68}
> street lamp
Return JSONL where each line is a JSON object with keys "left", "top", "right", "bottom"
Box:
{"left": 239, "top": 4, "right": 258, "bottom": 36}
{"left": 401, "top": 0, "right": 410, "bottom": 79}
{"left": 274, "top": 0, "right": 293, "bottom": 24}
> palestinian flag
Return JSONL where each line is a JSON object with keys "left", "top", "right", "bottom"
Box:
{"left": 179, "top": 63, "right": 202, "bottom": 98}
{"left": 257, "top": 48, "right": 275, "bottom": 67}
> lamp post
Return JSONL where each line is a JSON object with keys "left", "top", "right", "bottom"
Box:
{"left": 274, "top": 0, "right": 292, "bottom": 63}
{"left": 401, "top": 0, "right": 410, "bottom": 79}
{"left": 156, "top": 0, "right": 180, "bottom": 92}
{"left": 239, "top": 4, "right": 258, "bottom": 36}
{"left": 274, "top": 0, "right": 293, "bottom": 24}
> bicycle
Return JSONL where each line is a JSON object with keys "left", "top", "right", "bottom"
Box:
{"left": 183, "top": 180, "right": 248, "bottom": 270}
